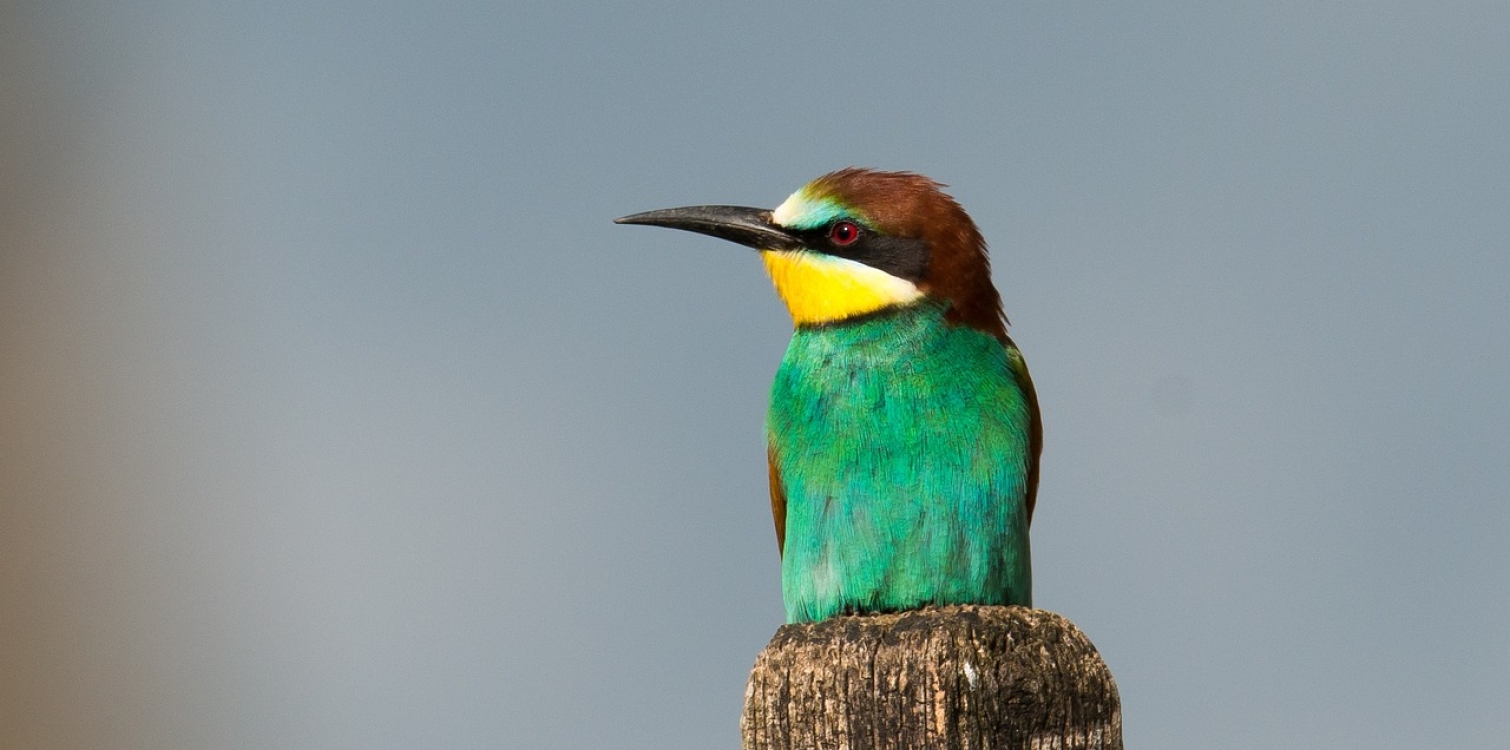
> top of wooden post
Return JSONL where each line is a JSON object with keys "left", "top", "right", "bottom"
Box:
{"left": 742, "top": 605, "right": 1121, "bottom": 750}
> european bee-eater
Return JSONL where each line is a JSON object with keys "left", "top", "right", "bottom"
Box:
{"left": 616, "top": 168, "right": 1041, "bottom": 624}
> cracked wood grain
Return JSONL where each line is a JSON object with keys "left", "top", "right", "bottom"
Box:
{"left": 741, "top": 606, "right": 1121, "bottom": 750}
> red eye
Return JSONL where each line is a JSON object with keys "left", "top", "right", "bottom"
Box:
{"left": 829, "top": 220, "right": 860, "bottom": 246}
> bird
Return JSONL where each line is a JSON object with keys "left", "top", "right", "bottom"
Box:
{"left": 616, "top": 168, "right": 1041, "bottom": 624}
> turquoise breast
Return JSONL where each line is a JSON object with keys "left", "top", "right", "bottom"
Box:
{"left": 768, "top": 301, "right": 1034, "bottom": 624}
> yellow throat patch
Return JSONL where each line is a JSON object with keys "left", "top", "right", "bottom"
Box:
{"left": 760, "top": 250, "right": 923, "bottom": 325}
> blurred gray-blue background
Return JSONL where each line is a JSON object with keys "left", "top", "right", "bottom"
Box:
{"left": 3, "top": 2, "right": 1506, "bottom": 748}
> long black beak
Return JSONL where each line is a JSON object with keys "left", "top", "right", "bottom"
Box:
{"left": 614, "top": 205, "right": 805, "bottom": 252}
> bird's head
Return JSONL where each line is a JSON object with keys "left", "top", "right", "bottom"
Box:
{"left": 616, "top": 168, "right": 1006, "bottom": 338}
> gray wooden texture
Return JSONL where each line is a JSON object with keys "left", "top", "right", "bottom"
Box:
{"left": 742, "top": 606, "right": 1121, "bottom": 750}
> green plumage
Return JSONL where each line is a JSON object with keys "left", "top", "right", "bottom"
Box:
{"left": 768, "top": 300, "right": 1034, "bottom": 624}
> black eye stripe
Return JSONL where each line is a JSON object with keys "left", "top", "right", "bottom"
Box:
{"left": 791, "top": 222, "right": 930, "bottom": 282}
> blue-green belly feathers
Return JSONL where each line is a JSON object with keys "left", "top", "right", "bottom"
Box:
{"left": 768, "top": 301, "right": 1033, "bottom": 624}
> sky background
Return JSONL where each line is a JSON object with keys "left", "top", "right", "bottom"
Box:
{"left": 3, "top": 2, "right": 1507, "bottom": 748}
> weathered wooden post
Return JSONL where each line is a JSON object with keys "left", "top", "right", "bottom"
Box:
{"left": 742, "top": 606, "right": 1120, "bottom": 750}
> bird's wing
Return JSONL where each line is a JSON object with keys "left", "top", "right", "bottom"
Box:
{"left": 1004, "top": 336, "right": 1042, "bottom": 525}
{"left": 767, "top": 444, "right": 787, "bottom": 556}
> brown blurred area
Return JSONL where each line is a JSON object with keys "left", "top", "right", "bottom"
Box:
{"left": 3, "top": 5, "right": 180, "bottom": 747}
